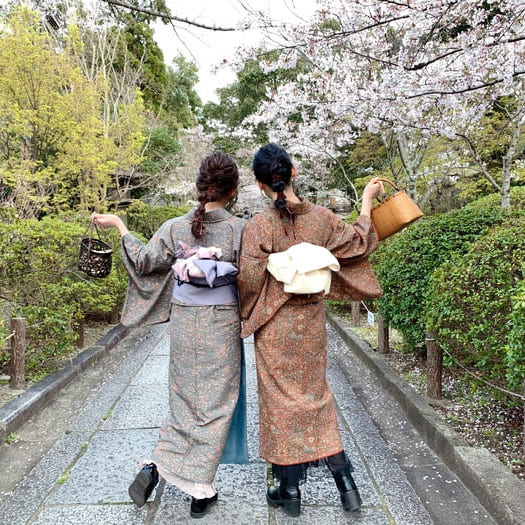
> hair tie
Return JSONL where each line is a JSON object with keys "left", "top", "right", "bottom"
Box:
{"left": 189, "top": 216, "right": 204, "bottom": 237}
{"left": 271, "top": 176, "right": 286, "bottom": 193}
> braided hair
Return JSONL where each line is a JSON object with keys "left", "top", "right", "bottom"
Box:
{"left": 252, "top": 143, "right": 293, "bottom": 214}
{"left": 190, "top": 151, "right": 239, "bottom": 238}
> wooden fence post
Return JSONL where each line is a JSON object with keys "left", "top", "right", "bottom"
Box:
{"left": 351, "top": 301, "right": 361, "bottom": 327}
{"left": 377, "top": 314, "right": 389, "bottom": 354}
{"left": 10, "top": 317, "right": 26, "bottom": 389}
{"left": 426, "top": 332, "right": 442, "bottom": 400}
{"left": 75, "top": 318, "right": 85, "bottom": 348}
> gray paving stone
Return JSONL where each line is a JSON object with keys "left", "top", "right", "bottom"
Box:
{"left": 102, "top": 383, "right": 168, "bottom": 430}
{"left": 31, "top": 504, "right": 148, "bottom": 525}
{"left": 326, "top": 359, "right": 360, "bottom": 403}
{"left": 49, "top": 428, "right": 159, "bottom": 504}
{"left": 244, "top": 341, "right": 259, "bottom": 405}
{"left": 69, "top": 381, "right": 126, "bottom": 432}
{"left": 215, "top": 463, "right": 268, "bottom": 504}
{"left": 246, "top": 403, "right": 262, "bottom": 463}
{"left": 1, "top": 320, "right": 505, "bottom": 525}
{"left": 274, "top": 505, "right": 391, "bottom": 525}
{"left": 131, "top": 354, "right": 169, "bottom": 386}
{"left": 106, "top": 345, "right": 152, "bottom": 385}
{"left": 153, "top": 500, "right": 269, "bottom": 524}
{"left": 0, "top": 431, "right": 89, "bottom": 525}
{"left": 151, "top": 333, "right": 170, "bottom": 355}
{"left": 148, "top": 322, "right": 169, "bottom": 340}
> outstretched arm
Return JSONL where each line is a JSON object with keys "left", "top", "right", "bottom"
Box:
{"left": 92, "top": 213, "right": 129, "bottom": 237}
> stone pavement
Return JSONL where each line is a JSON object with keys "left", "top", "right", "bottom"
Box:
{"left": 0, "top": 321, "right": 505, "bottom": 524}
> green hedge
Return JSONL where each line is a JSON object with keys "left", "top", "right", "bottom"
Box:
{"left": 427, "top": 219, "right": 525, "bottom": 389}
{"left": 126, "top": 200, "right": 191, "bottom": 239}
{"left": 0, "top": 203, "right": 191, "bottom": 382}
{"left": 0, "top": 216, "right": 128, "bottom": 380}
{"left": 505, "top": 277, "right": 525, "bottom": 389}
{"left": 372, "top": 187, "right": 525, "bottom": 348}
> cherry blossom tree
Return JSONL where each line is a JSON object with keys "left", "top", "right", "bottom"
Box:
{"left": 236, "top": 0, "right": 525, "bottom": 207}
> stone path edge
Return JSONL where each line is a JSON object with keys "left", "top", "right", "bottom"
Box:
{"left": 0, "top": 324, "right": 130, "bottom": 444}
{"left": 326, "top": 309, "right": 525, "bottom": 525}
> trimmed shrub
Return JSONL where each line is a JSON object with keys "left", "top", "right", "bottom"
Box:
{"left": 0, "top": 201, "right": 191, "bottom": 381}
{"left": 371, "top": 187, "right": 525, "bottom": 348}
{"left": 426, "top": 219, "right": 525, "bottom": 388}
{"left": 505, "top": 277, "right": 525, "bottom": 389}
{"left": 0, "top": 216, "right": 127, "bottom": 378}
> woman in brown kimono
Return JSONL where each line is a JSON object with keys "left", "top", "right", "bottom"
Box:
{"left": 238, "top": 143, "right": 384, "bottom": 517}
{"left": 92, "top": 152, "right": 247, "bottom": 518}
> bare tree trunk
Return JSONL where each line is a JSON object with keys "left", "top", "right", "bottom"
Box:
{"left": 75, "top": 318, "right": 85, "bottom": 348}
{"left": 459, "top": 133, "right": 502, "bottom": 194}
{"left": 10, "top": 318, "right": 26, "bottom": 389}
{"left": 426, "top": 332, "right": 443, "bottom": 400}
{"left": 377, "top": 314, "right": 389, "bottom": 354}
{"left": 351, "top": 301, "right": 361, "bottom": 327}
{"left": 501, "top": 113, "right": 524, "bottom": 209}
{"left": 396, "top": 132, "right": 428, "bottom": 199}
{"left": 109, "top": 305, "right": 120, "bottom": 324}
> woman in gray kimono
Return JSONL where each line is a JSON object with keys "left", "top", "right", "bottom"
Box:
{"left": 92, "top": 151, "right": 246, "bottom": 518}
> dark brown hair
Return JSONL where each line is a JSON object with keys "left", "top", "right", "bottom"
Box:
{"left": 190, "top": 151, "right": 239, "bottom": 238}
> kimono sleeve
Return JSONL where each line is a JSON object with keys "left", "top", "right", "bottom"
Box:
{"left": 238, "top": 215, "right": 272, "bottom": 321}
{"left": 325, "top": 213, "right": 379, "bottom": 264}
{"left": 119, "top": 219, "right": 179, "bottom": 327}
{"left": 121, "top": 219, "right": 178, "bottom": 276}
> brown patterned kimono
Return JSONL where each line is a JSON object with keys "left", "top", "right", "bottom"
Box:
{"left": 119, "top": 208, "right": 245, "bottom": 498}
{"left": 238, "top": 200, "right": 381, "bottom": 466}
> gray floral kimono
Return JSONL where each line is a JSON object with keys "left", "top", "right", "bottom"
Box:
{"left": 119, "top": 208, "right": 247, "bottom": 498}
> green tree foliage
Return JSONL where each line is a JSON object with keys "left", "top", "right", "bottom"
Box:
{"left": 0, "top": 7, "right": 146, "bottom": 216}
{"left": 162, "top": 55, "right": 202, "bottom": 129}
{"left": 202, "top": 56, "right": 305, "bottom": 152}
{"left": 454, "top": 96, "right": 525, "bottom": 202}
{"left": 138, "top": 127, "right": 183, "bottom": 188}
{"left": 0, "top": 8, "right": 116, "bottom": 216}
{"left": 113, "top": 15, "right": 168, "bottom": 112}
{"left": 427, "top": 219, "right": 525, "bottom": 389}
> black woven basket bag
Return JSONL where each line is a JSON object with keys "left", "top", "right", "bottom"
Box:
{"left": 78, "top": 222, "right": 113, "bottom": 278}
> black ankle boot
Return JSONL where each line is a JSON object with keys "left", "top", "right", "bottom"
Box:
{"left": 267, "top": 484, "right": 301, "bottom": 517}
{"left": 333, "top": 471, "right": 362, "bottom": 512}
{"left": 190, "top": 493, "right": 218, "bottom": 518}
{"left": 128, "top": 463, "right": 159, "bottom": 507}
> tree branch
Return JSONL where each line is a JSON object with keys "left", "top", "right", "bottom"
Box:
{"left": 100, "top": 0, "right": 236, "bottom": 31}
{"left": 406, "top": 70, "right": 525, "bottom": 98}
{"left": 457, "top": 133, "right": 502, "bottom": 192}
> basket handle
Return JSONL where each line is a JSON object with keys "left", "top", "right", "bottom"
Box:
{"left": 82, "top": 221, "right": 104, "bottom": 253}
{"left": 374, "top": 178, "right": 399, "bottom": 191}
{"left": 82, "top": 221, "right": 104, "bottom": 240}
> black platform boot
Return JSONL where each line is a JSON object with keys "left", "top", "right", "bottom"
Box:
{"left": 333, "top": 471, "right": 362, "bottom": 512}
{"left": 266, "top": 483, "right": 301, "bottom": 517}
{"left": 325, "top": 451, "right": 362, "bottom": 512}
{"left": 128, "top": 463, "right": 159, "bottom": 507}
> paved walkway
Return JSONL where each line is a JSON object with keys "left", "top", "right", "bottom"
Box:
{"left": 0, "top": 322, "right": 498, "bottom": 524}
